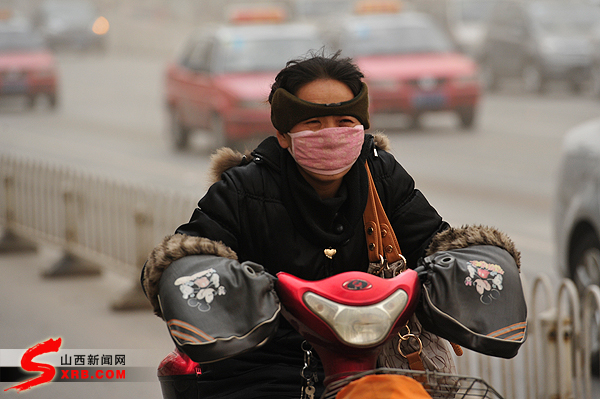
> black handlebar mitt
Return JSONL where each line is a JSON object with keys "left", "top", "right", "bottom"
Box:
{"left": 415, "top": 225, "right": 526, "bottom": 359}
{"left": 157, "top": 254, "right": 281, "bottom": 364}
{"left": 142, "top": 234, "right": 238, "bottom": 319}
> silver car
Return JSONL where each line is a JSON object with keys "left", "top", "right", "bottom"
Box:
{"left": 480, "top": 0, "right": 600, "bottom": 94}
{"left": 554, "top": 117, "right": 600, "bottom": 375}
{"left": 33, "top": 0, "right": 107, "bottom": 52}
{"left": 555, "top": 118, "right": 600, "bottom": 291}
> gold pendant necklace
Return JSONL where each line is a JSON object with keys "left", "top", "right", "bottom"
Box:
{"left": 324, "top": 248, "right": 337, "bottom": 259}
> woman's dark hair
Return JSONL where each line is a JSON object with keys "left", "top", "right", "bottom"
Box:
{"left": 268, "top": 49, "right": 364, "bottom": 104}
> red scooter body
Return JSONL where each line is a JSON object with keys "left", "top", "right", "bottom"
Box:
{"left": 275, "top": 270, "right": 420, "bottom": 386}
{"left": 158, "top": 268, "right": 504, "bottom": 399}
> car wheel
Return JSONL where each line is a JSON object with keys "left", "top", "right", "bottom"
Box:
{"left": 570, "top": 230, "right": 600, "bottom": 292}
{"left": 209, "top": 113, "right": 228, "bottom": 150}
{"left": 569, "top": 80, "right": 584, "bottom": 94}
{"left": 48, "top": 93, "right": 58, "bottom": 109}
{"left": 457, "top": 107, "right": 476, "bottom": 130}
{"left": 591, "top": 64, "right": 600, "bottom": 99}
{"left": 169, "top": 108, "right": 190, "bottom": 151}
{"left": 569, "top": 229, "right": 600, "bottom": 376}
{"left": 26, "top": 95, "right": 36, "bottom": 110}
{"left": 407, "top": 113, "right": 422, "bottom": 130}
{"left": 522, "top": 63, "right": 546, "bottom": 94}
{"left": 480, "top": 59, "right": 498, "bottom": 92}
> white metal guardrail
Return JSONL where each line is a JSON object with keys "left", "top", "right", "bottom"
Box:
{"left": 1, "top": 152, "right": 599, "bottom": 397}
{"left": 0, "top": 152, "right": 197, "bottom": 309}
{"left": 454, "top": 274, "right": 600, "bottom": 398}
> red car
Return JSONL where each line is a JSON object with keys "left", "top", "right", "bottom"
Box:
{"left": 0, "top": 27, "right": 58, "bottom": 109}
{"left": 326, "top": 10, "right": 481, "bottom": 129}
{"left": 165, "top": 16, "right": 324, "bottom": 151}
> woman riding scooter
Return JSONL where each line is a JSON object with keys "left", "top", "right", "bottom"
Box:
{"left": 141, "top": 50, "right": 495, "bottom": 398}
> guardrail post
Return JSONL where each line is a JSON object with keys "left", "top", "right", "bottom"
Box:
{"left": 0, "top": 173, "right": 38, "bottom": 253}
{"left": 43, "top": 181, "right": 101, "bottom": 277}
{"left": 111, "top": 203, "right": 153, "bottom": 311}
{"left": 583, "top": 285, "right": 600, "bottom": 399}
{"left": 530, "top": 275, "right": 555, "bottom": 398}
{"left": 557, "top": 279, "right": 581, "bottom": 399}
{"left": 539, "top": 307, "right": 561, "bottom": 398}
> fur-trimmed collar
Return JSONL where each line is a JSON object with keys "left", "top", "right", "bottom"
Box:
{"left": 208, "top": 133, "right": 391, "bottom": 184}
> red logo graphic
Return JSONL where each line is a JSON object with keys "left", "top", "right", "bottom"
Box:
{"left": 342, "top": 279, "right": 372, "bottom": 290}
{"left": 4, "top": 337, "right": 62, "bottom": 392}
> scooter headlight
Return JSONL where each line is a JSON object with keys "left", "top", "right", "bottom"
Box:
{"left": 303, "top": 289, "right": 409, "bottom": 347}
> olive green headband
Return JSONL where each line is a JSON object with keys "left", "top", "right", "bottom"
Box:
{"left": 270, "top": 82, "right": 370, "bottom": 133}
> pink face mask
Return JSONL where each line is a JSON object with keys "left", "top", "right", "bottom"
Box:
{"left": 287, "top": 125, "right": 365, "bottom": 175}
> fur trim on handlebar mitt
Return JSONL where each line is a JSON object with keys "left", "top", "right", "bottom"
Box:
{"left": 142, "top": 234, "right": 238, "bottom": 319}
{"left": 425, "top": 224, "right": 521, "bottom": 269}
{"left": 416, "top": 225, "right": 526, "bottom": 359}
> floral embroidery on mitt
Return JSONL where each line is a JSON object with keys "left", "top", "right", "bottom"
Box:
{"left": 173, "top": 268, "right": 226, "bottom": 312}
{"left": 464, "top": 260, "right": 504, "bottom": 305}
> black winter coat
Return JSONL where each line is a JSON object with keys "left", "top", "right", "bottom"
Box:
{"left": 165, "top": 134, "right": 448, "bottom": 398}
{"left": 177, "top": 134, "right": 446, "bottom": 276}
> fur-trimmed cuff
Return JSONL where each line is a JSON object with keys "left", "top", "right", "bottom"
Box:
{"left": 142, "top": 234, "right": 238, "bottom": 317}
{"left": 425, "top": 225, "right": 521, "bottom": 270}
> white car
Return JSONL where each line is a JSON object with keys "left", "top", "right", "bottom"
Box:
{"left": 554, "top": 117, "right": 600, "bottom": 375}
{"left": 555, "top": 118, "right": 600, "bottom": 291}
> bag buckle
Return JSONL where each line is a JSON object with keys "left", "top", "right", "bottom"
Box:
{"left": 397, "top": 324, "right": 423, "bottom": 358}
{"left": 369, "top": 254, "right": 407, "bottom": 278}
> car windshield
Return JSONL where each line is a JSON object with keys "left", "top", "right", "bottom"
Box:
{"left": 341, "top": 17, "right": 453, "bottom": 56}
{"left": 531, "top": 2, "right": 600, "bottom": 35}
{"left": 454, "top": 0, "right": 497, "bottom": 24}
{"left": 0, "top": 31, "right": 46, "bottom": 52}
{"left": 214, "top": 36, "right": 323, "bottom": 73}
{"left": 293, "top": 0, "right": 353, "bottom": 19}
{"left": 42, "top": 1, "right": 96, "bottom": 25}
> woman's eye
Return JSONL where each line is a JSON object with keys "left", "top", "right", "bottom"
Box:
{"left": 304, "top": 120, "right": 320, "bottom": 128}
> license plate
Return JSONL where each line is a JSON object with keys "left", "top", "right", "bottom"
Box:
{"left": 2, "top": 71, "right": 28, "bottom": 94}
{"left": 412, "top": 92, "right": 447, "bottom": 109}
{"left": 1, "top": 80, "right": 28, "bottom": 94}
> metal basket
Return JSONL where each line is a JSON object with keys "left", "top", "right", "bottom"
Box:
{"left": 321, "top": 368, "right": 504, "bottom": 399}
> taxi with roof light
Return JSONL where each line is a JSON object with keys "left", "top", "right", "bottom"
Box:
{"left": 324, "top": 1, "right": 481, "bottom": 129}
{"left": 164, "top": 6, "right": 325, "bottom": 151}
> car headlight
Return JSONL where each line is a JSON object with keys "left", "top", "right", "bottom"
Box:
{"left": 33, "top": 69, "right": 55, "bottom": 79}
{"left": 368, "top": 79, "right": 402, "bottom": 91}
{"left": 92, "top": 16, "right": 110, "bottom": 35}
{"left": 539, "top": 37, "right": 592, "bottom": 60}
{"left": 540, "top": 37, "right": 561, "bottom": 55}
{"left": 237, "top": 100, "right": 269, "bottom": 109}
{"left": 303, "top": 289, "right": 409, "bottom": 347}
{"left": 453, "top": 74, "right": 479, "bottom": 87}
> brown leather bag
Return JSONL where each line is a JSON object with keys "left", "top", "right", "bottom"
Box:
{"left": 362, "top": 162, "right": 459, "bottom": 381}
{"left": 363, "top": 162, "right": 406, "bottom": 278}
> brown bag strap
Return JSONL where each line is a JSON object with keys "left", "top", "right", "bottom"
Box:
{"left": 405, "top": 352, "right": 426, "bottom": 372}
{"left": 363, "top": 162, "right": 403, "bottom": 264}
